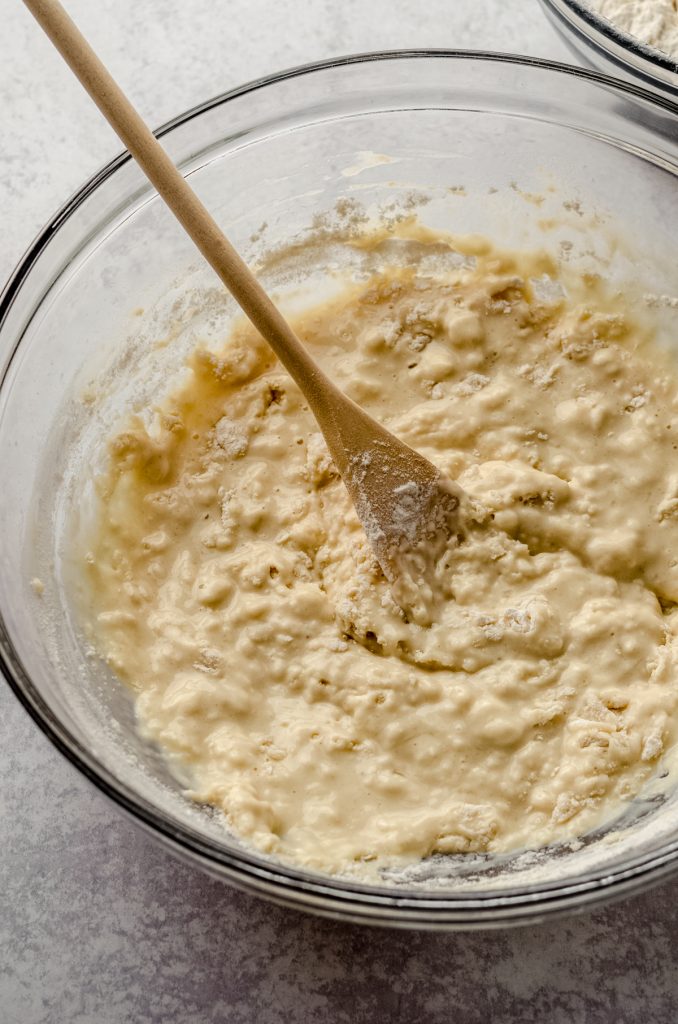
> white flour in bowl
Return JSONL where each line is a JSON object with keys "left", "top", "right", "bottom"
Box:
{"left": 589, "top": 0, "right": 678, "bottom": 59}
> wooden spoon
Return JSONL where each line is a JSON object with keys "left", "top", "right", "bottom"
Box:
{"left": 22, "top": 0, "right": 467, "bottom": 613}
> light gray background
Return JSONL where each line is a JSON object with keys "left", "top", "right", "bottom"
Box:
{"left": 1, "top": 2, "right": 676, "bottom": 1022}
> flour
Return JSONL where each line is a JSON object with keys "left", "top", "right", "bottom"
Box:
{"left": 213, "top": 416, "right": 248, "bottom": 456}
{"left": 589, "top": 0, "right": 678, "bottom": 59}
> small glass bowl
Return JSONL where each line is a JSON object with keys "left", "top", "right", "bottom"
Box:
{"left": 538, "top": 0, "right": 678, "bottom": 97}
{"left": 4, "top": 52, "right": 678, "bottom": 929}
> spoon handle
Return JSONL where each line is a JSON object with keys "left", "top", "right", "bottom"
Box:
{"left": 22, "top": 0, "right": 469, "bottom": 607}
{"left": 22, "top": 0, "right": 341, "bottom": 406}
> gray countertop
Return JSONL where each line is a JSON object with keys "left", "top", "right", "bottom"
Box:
{"left": 2, "top": 2, "right": 677, "bottom": 1021}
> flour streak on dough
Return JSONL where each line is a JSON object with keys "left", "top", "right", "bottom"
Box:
{"left": 82, "top": 234, "right": 678, "bottom": 875}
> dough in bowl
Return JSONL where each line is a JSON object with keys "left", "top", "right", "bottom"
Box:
{"left": 80, "top": 231, "right": 678, "bottom": 875}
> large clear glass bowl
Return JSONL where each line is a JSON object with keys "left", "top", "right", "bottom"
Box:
{"left": 538, "top": 0, "right": 678, "bottom": 97}
{"left": 4, "top": 51, "right": 678, "bottom": 929}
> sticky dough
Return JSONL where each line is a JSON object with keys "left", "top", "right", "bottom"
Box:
{"left": 83, "top": 235, "right": 678, "bottom": 874}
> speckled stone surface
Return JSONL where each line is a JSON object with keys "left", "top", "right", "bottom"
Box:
{"left": 3, "top": 2, "right": 678, "bottom": 1021}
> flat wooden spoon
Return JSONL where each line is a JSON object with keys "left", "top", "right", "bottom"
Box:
{"left": 23, "top": 0, "right": 468, "bottom": 614}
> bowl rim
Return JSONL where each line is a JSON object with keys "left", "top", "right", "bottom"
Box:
{"left": 4, "top": 47, "right": 678, "bottom": 924}
{"left": 540, "top": 0, "right": 678, "bottom": 77}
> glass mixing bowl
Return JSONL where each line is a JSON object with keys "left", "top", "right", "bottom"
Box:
{"left": 538, "top": 0, "right": 678, "bottom": 97}
{"left": 4, "top": 51, "right": 678, "bottom": 929}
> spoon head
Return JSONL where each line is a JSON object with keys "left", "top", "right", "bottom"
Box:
{"left": 343, "top": 434, "right": 467, "bottom": 624}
